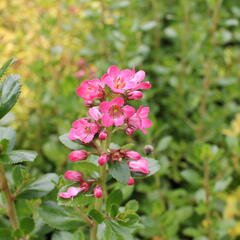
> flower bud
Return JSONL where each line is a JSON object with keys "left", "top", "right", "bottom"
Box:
{"left": 68, "top": 150, "right": 88, "bottom": 162}
{"left": 80, "top": 182, "right": 90, "bottom": 192}
{"left": 144, "top": 145, "right": 154, "bottom": 155}
{"left": 128, "top": 158, "right": 150, "bottom": 174}
{"left": 126, "top": 127, "right": 134, "bottom": 135}
{"left": 98, "top": 153, "right": 109, "bottom": 166}
{"left": 125, "top": 150, "right": 141, "bottom": 160}
{"left": 88, "top": 106, "right": 102, "bottom": 121}
{"left": 99, "top": 131, "right": 107, "bottom": 140}
{"left": 64, "top": 170, "right": 83, "bottom": 182}
{"left": 127, "top": 177, "right": 134, "bottom": 185}
{"left": 58, "top": 186, "right": 83, "bottom": 199}
{"left": 94, "top": 185, "right": 103, "bottom": 198}
{"left": 127, "top": 91, "right": 143, "bottom": 100}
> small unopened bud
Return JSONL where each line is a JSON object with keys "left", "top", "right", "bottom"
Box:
{"left": 126, "top": 127, "right": 134, "bottom": 136}
{"left": 144, "top": 145, "right": 154, "bottom": 155}
{"left": 98, "top": 153, "right": 109, "bottom": 166}
{"left": 99, "top": 131, "right": 108, "bottom": 140}
{"left": 127, "top": 91, "right": 143, "bottom": 100}
{"left": 125, "top": 150, "right": 141, "bottom": 160}
{"left": 127, "top": 177, "right": 134, "bottom": 185}
{"left": 68, "top": 150, "right": 88, "bottom": 162}
{"left": 80, "top": 182, "right": 90, "bottom": 192}
{"left": 94, "top": 185, "right": 103, "bottom": 198}
{"left": 64, "top": 170, "right": 83, "bottom": 182}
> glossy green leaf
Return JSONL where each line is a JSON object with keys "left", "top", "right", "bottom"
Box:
{"left": 3, "top": 150, "right": 37, "bottom": 164}
{"left": 106, "top": 189, "right": 123, "bottom": 213}
{"left": 20, "top": 217, "right": 35, "bottom": 234}
{"left": 0, "top": 59, "right": 16, "bottom": 78}
{"left": 0, "top": 127, "right": 16, "bottom": 151}
{"left": 0, "top": 74, "right": 21, "bottom": 119}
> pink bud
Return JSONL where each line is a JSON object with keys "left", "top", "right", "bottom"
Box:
{"left": 94, "top": 185, "right": 103, "bottom": 198}
{"left": 127, "top": 177, "right": 134, "bottom": 185}
{"left": 68, "top": 150, "right": 88, "bottom": 162}
{"left": 125, "top": 150, "right": 141, "bottom": 160}
{"left": 127, "top": 91, "right": 143, "bottom": 100}
{"left": 126, "top": 127, "right": 134, "bottom": 135}
{"left": 64, "top": 170, "right": 83, "bottom": 182}
{"left": 99, "top": 131, "right": 107, "bottom": 140}
{"left": 58, "top": 186, "right": 83, "bottom": 199}
{"left": 98, "top": 153, "right": 109, "bottom": 166}
{"left": 80, "top": 182, "right": 90, "bottom": 192}
{"left": 128, "top": 158, "right": 150, "bottom": 174}
{"left": 88, "top": 107, "right": 102, "bottom": 121}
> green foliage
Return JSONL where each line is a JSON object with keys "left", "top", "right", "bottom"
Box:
{"left": 109, "top": 162, "right": 130, "bottom": 184}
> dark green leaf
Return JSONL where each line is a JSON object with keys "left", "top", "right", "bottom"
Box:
{"left": 38, "top": 201, "right": 82, "bottom": 230}
{"left": 109, "top": 162, "right": 130, "bottom": 184}
{"left": 0, "top": 59, "right": 16, "bottom": 78}
{"left": 0, "top": 74, "right": 21, "bottom": 119}
{"left": 110, "top": 204, "right": 119, "bottom": 218}
{"left": 106, "top": 189, "right": 123, "bottom": 213}
{"left": 18, "top": 173, "right": 58, "bottom": 199}
{"left": 89, "top": 209, "right": 105, "bottom": 223}
{"left": 0, "top": 228, "right": 12, "bottom": 240}
{"left": 20, "top": 217, "right": 35, "bottom": 234}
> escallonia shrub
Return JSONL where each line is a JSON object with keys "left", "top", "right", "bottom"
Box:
{"left": 58, "top": 65, "right": 160, "bottom": 239}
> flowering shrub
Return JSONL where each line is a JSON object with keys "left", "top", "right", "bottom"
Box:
{"left": 58, "top": 65, "right": 159, "bottom": 239}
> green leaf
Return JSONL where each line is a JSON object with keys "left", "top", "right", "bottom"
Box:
{"left": 59, "top": 134, "right": 83, "bottom": 150}
{"left": 156, "top": 136, "right": 172, "bottom": 152}
{"left": 12, "top": 165, "right": 27, "bottom": 187}
{"left": 118, "top": 214, "right": 139, "bottom": 227}
{"left": 18, "top": 173, "right": 58, "bottom": 199}
{"left": 109, "top": 162, "right": 130, "bottom": 184}
{"left": 20, "top": 217, "right": 35, "bottom": 234}
{"left": 38, "top": 201, "right": 82, "bottom": 230}
{"left": 0, "top": 59, "right": 16, "bottom": 78}
{"left": 52, "top": 231, "right": 75, "bottom": 240}
{"left": 3, "top": 150, "right": 37, "bottom": 164}
{"left": 73, "top": 161, "right": 99, "bottom": 175}
{"left": 0, "top": 228, "right": 12, "bottom": 240}
{"left": 110, "top": 204, "right": 119, "bottom": 218}
{"left": 103, "top": 220, "right": 133, "bottom": 240}
{"left": 89, "top": 209, "right": 105, "bottom": 223}
{"left": 181, "top": 169, "right": 202, "bottom": 186}
{"left": 0, "top": 74, "right": 21, "bottom": 119}
{"left": 0, "top": 127, "right": 16, "bottom": 151}
{"left": 125, "top": 200, "right": 139, "bottom": 213}
{"left": 120, "top": 143, "right": 135, "bottom": 150}
{"left": 146, "top": 158, "right": 160, "bottom": 176}
{"left": 106, "top": 190, "right": 123, "bottom": 213}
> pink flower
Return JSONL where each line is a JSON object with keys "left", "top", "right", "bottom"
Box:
{"left": 100, "top": 97, "right": 129, "bottom": 127}
{"left": 76, "top": 79, "right": 104, "bottom": 101}
{"left": 88, "top": 107, "right": 102, "bottom": 121}
{"left": 99, "top": 131, "right": 107, "bottom": 140}
{"left": 98, "top": 153, "right": 109, "bottom": 165}
{"left": 58, "top": 182, "right": 89, "bottom": 199}
{"left": 64, "top": 170, "right": 83, "bottom": 182}
{"left": 68, "top": 150, "right": 88, "bottom": 162}
{"left": 68, "top": 118, "right": 99, "bottom": 143}
{"left": 101, "top": 65, "right": 151, "bottom": 94}
{"left": 127, "top": 177, "right": 134, "bottom": 185}
{"left": 93, "top": 185, "right": 103, "bottom": 198}
{"left": 128, "top": 158, "right": 150, "bottom": 174}
{"left": 125, "top": 150, "right": 141, "bottom": 160}
{"left": 126, "top": 106, "right": 152, "bottom": 134}
{"left": 101, "top": 66, "right": 134, "bottom": 94}
{"left": 59, "top": 186, "right": 83, "bottom": 199}
{"left": 127, "top": 91, "right": 143, "bottom": 100}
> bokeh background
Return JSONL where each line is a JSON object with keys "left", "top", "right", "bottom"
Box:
{"left": 1, "top": 0, "right": 240, "bottom": 239}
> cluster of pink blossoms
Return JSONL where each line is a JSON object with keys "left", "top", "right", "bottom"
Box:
{"left": 59, "top": 65, "right": 152, "bottom": 199}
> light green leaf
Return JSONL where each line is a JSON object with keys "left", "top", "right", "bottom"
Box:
{"left": 0, "top": 127, "right": 16, "bottom": 151}
{"left": 146, "top": 158, "right": 160, "bottom": 176}
{"left": 4, "top": 150, "right": 37, "bottom": 164}
{"left": 106, "top": 190, "right": 123, "bottom": 213}
{"left": 59, "top": 134, "right": 83, "bottom": 150}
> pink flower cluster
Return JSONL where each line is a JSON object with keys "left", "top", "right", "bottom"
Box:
{"left": 59, "top": 65, "right": 152, "bottom": 199}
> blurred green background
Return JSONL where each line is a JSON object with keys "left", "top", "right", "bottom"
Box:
{"left": 2, "top": 0, "right": 240, "bottom": 239}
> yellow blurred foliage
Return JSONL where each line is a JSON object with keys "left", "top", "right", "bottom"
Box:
{"left": 223, "top": 113, "right": 240, "bottom": 136}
